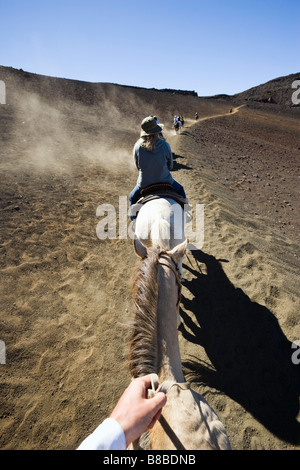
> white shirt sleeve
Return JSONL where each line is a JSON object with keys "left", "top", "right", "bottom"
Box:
{"left": 77, "top": 418, "right": 126, "bottom": 450}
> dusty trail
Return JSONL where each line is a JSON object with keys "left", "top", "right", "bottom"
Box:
{"left": 197, "top": 104, "right": 246, "bottom": 122}
{"left": 173, "top": 105, "right": 246, "bottom": 133}
{"left": 0, "top": 66, "right": 299, "bottom": 451}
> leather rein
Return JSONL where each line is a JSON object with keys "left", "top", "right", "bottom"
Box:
{"left": 147, "top": 373, "right": 190, "bottom": 399}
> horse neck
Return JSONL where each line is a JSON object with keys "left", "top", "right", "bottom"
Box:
{"left": 156, "top": 261, "right": 185, "bottom": 383}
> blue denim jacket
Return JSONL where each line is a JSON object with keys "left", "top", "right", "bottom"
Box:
{"left": 133, "top": 138, "right": 174, "bottom": 188}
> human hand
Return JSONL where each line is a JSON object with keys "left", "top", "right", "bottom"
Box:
{"left": 110, "top": 375, "right": 167, "bottom": 448}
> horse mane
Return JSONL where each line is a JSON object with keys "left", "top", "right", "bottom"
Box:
{"left": 128, "top": 248, "right": 160, "bottom": 378}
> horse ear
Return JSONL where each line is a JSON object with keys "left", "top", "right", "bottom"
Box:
{"left": 167, "top": 239, "right": 187, "bottom": 261}
{"left": 134, "top": 237, "right": 147, "bottom": 259}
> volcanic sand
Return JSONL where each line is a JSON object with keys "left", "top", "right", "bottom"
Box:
{"left": 0, "top": 69, "right": 299, "bottom": 450}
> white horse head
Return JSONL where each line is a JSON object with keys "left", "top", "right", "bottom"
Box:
{"left": 133, "top": 197, "right": 187, "bottom": 329}
{"left": 133, "top": 197, "right": 186, "bottom": 269}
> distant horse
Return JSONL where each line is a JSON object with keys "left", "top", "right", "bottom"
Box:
{"left": 130, "top": 198, "right": 231, "bottom": 450}
{"left": 173, "top": 120, "right": 182, "bottom": 134}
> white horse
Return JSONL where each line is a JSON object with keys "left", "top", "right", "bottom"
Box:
{"left": 129, "top": 196, "right": 231, "bottom": 450}
{"left": 129, "top": 237, "right": 231, "bottom": 450}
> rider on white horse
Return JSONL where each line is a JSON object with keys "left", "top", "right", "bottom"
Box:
{"left": 129, "top": 116, "right": 187, "bottom": 220}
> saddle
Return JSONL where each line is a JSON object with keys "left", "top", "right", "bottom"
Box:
{"left": 136, "top": 183, "right": 188, "bottom": 209}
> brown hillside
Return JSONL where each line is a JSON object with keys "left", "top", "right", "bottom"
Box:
{"left": 234, "top": 72, "right": 300, "bottom": 107}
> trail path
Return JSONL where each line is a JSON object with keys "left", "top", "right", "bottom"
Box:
{"left": 178, "top": 104, "right": 246, "bottom": 130}
{"left": 197, "top": 104, "right": 245, "bottom": 122}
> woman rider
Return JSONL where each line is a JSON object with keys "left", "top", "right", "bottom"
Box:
{"left": 129, "top": 115, "right": 187, "bottom": 219}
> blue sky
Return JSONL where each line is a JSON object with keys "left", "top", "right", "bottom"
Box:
{"left": 0, "top": 0, "right": 298, "bottom": 95}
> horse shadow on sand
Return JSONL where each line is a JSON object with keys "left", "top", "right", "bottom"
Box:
{"left": 179, "top": 250, "right": 300, "bottom": 445}
{"left": 172, "top": 153, "right": 193, "bottom": 171}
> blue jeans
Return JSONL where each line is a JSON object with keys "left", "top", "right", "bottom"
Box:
{"left": 129, "top": 181, "right": 186, "bottom": 220}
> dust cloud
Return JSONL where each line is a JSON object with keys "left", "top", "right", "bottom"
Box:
{"left": 5, "top": 91, "right": 134, "bottom": 176}
{"left": 1, "top": 70, "right": 189, "bottom": 179}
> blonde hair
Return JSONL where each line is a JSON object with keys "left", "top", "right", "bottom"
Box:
{"left": 140, "top": 133, "right": 159, "bottom": 151}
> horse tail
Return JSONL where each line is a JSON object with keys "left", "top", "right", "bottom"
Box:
{"left": 150, "top": 218, "right": 171, "bottom": 250}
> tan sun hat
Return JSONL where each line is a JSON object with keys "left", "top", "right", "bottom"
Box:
{"left": 140, "top": 115, "right": 164, "bottom": 136}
